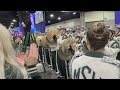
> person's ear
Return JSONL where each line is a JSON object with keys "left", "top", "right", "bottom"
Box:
{"left": 86, "top": 38, "right": 90, "bottom": 50}
{"left": 86, "top": 39, "right": 89, "bottom": 46}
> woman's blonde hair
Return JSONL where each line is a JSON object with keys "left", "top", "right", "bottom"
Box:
{"left": 0, "top": 24, "right": 28, "bottom": 79}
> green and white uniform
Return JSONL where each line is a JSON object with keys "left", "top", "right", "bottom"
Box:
{"left": 50, "top": 45, "right": 58, "bottom": 72}
{"left": 62, "top": 33, "right": 68, "bottom": 40}
{"left": 67, "top": 33, "right": 73, "bottom": 38}
{"left": 107, "top": 36, "right": 120, "bottom": 49}
{"left": 105, "top": 36, "right": 120, "bottom": 58}
{"left": 103, "top": 46, "right": 119, "bottom": 58}
{"left": 57, "top": 35, "right": 70, "bottom": 78}
{"left": 73, "top": 33, "right": 77, "bottom": 38}
{"left": 70, "top": 51, "right": 120, "bottom": 79}
{"left": 74, "top": 43, "right": 84, "bottom": 57}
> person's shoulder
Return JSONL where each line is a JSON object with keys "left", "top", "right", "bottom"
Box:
{"left": 102, "top": 56, "right": 120, "bottom": 68}
{"left": 72, "top": 56, "right": 84, "bottom": 64}
{"left": 5, "top": 63, "right": 24, "bottom": 79}
{"left": 105, "top": 46, "right": 119, "bottom": 51}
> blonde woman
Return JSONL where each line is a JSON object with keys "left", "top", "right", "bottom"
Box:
{"left": 0, "top": 24, "right": 41, "bottom": 79}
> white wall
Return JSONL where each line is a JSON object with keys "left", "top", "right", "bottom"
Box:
{"left": 46, "top": 18, "right": 80, "bottom": 30}
{"left": 46, "top": 11, "right": 115, "bottom": 30}
{"left": 85, "top": 11, "right": 115, "bottom": 28}
{"left": 85, "top": 11, "right": 114, "bottom": 22}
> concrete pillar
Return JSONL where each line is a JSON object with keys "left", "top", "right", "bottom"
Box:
{"left": 80, "top": 11, "right": 86, "bottom": 27}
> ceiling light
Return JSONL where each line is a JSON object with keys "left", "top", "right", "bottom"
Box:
{"left": 48, "top": 21, "right": 50, "bottom": 23}
{"left": 73, "top": 12, "right": 76, "bottom": 15}
{"left": 13, "top": 19, "right": 17, "bottom": 22}
{"left": 58, "top": 17, "right": 61, "bottom": 20}
{"left": 61, "top": 11, "right": 71, "bottom": 12}
{"left": 50, "top": 14, "right": 54, "bottom": 18}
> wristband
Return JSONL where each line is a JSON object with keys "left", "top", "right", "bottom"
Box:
{"left": 27, "top": 64, "right": 38, "bottom": 75}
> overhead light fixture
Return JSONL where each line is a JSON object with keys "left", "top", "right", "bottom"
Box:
{"left": 61, "top": 11, "right": 71, "bottom": 12}
{"left": 58, "top": 17, "right": 61, "bottom": 20}
{"left": 48, "top": 21, "right": 50, "bottom": 23}
{"left": 73, "top": 12, "right": 76, "bottom": 15}
{"left": 13, "top": 19, "right": 17, "bottom": 22}
{"left": 50, "top": 14, "right": 54, "bottom": 18}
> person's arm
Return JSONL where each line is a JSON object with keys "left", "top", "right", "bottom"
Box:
{"left": 26, "top": 64, "right": 42, "bottom": 79}
{"left": 17, "top": 43, "right": 42, "bottom": 79}
{"left": 24, "top": 43, "right": 42, "bottom": 79}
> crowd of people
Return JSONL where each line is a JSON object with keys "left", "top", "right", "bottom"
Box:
{"left": 1, "top": 20, "right": 120, "bottom": 79}
{"left": 35, "top": 22, "right": 120, "bottom": 79}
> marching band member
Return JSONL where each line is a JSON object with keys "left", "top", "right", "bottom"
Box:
{"left": 35, "top": 33, "right": 46, "bottom": 63}
{"left": 57, "top": 28, "right": 67, "bottom": 78}
{"left": 66, "top": 28, "right": 71, "bottom": 38}
{"left": 80, "top": 26, "right": 87, "bottom": 38}
{"left": 76, "top": 27, "right": 81, "bottom": 36}
{"left": 45, "top": 29, "right": 61, "bottom": 73}
{"left": 57, "top": 38, "right": 77, "bottom": 79}
{"left": 57, "top": 28, "right": 67, "bottom": 48}
{"left": 62, "top": 32, "right": 68, "bottom": 40}
{"left": 70, "top": 22, "right": 120, "bottom": 79}
{"left": 114, "top": 25, "right": 120, "bottom": 60}
{"left": 68, "top": 28, "right": 74, "bottom": 38}
{"left": 72, "top": 28, "right": 77, "bottom": 38}
{"left": 105, "top": 26, "right": 120, "bottom": 58}
{"left": 74, "top": 35, "right": 84, "bottom": 57}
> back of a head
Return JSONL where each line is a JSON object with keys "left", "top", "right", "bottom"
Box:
{"left": 87, "top": 22, "right": 109, "bottom": 50}
{"left": 0, "top": 24, "right": 27, "bottom": 79}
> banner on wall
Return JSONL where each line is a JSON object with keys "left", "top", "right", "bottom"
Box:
{"left": 34, "top": 11, "right": 45, "bottom": 33}
{"left": 115, "top": 11, "right": 120, "bottom": 25}
{"left": 35, "top": 11, "right": 44, "bottom": 24}
{"left": 30, "top": 13, "right": 36, "bottom": 33}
